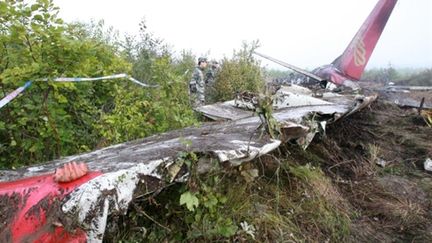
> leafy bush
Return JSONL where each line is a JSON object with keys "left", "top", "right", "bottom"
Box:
{"left": 213, "top": 41, "right": 264, "bottom": 101}
{"left": 97, "top": 55, "right": 197, "bottom": 144}
{"left": 0, "top": 0, "right": 129, "bottom": 168}
{"left": 96, "top": 22, "right": 197, "bottom": 144}
{"left": 400, "top": 68, "right": 432, "bottom": 86}
{"left": 361, "top": 66, "right": 431, "bottom": 86}
{"left": 0, "top": 3, "right": 265, "bottom": 170}
{"left": 0, "top": 1, "right": 197, "bottom": 167}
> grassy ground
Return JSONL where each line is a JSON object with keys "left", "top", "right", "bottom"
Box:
{"left": 107, "top": 99, "right": 432, "bottom": 242}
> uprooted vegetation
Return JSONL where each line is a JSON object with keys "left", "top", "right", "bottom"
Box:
{"left": 107, "top": 99, "right": 432, "bottom": 242}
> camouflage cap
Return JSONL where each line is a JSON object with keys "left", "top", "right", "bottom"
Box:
{"left": 198, "top": 57, "right": 207, "bottom": 63}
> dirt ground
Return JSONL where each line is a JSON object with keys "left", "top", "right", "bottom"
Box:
{"left": 300, "top": 98, "right": 432, "bottom": 242}
{"left": 109, "top": 96, "right": 431, "bottom": 242}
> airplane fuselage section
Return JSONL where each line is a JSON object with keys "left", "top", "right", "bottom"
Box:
{"left": 313, "top": 65, "right": 354, "bottom": 86}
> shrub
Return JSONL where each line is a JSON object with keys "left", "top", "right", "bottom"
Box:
{"left": 213, "top": 41, "right": 264, "bottom": 101}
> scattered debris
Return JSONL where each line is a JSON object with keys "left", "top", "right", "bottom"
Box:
{"left": 0, "top": 87, "right": 378, "bottom": 242}
{"left": 377, "top": 87, "right": 432, "bottom": 109}
{"left": 376, "top": 158, "right": 389, "bottom": 167}
{"left": 421, "top": 110, "right": 432, "bottom": 127}
{"left": 1, "top": 87, "right": 431, "bottom": 242}
{"left": 424, "top": 158, "right": 432, "bottom": 172}
{"left": 239, "top": 221, "right": 256, "bottom": 239}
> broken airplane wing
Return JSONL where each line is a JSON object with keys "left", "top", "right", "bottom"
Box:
{"left": 0, "top": 86, "right": 377, "bottom": 242}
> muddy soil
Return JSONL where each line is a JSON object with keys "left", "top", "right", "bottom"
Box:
{"left": 101, "top": 97, "right": 432, "bottom": 242}
{"left": 304, "top": 98, "right": 432, "bottom": 242}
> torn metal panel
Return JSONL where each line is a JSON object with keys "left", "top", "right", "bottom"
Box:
{"left": 279, "top": 122, "right": 310, "bottom": 142}
{"left": 273, "top": 90, "right": 333, "bottom": 109}
{"left": 1, "top": 124, "right": 283, "bottom": 242}
{"left": 0, "top": 121, "right": 279, "bottom": 182}
{"left": 195, "top": 101, "right": 253, "bottom": 121}
{"left": 214, "top": 139, "right": 281, "bottom": 166}
{"left": 196, "top": 85, "right": 375, "bottom": 123}
{"left": 424, "top": 158, "right": 432, "bottom": 172}
{"left": 382, "top": 86, "right": 432, "bottom": 92}
{"left": 0, "top": 171, "right": 101, "bottom": 242}
{"left": 342, "top": 94, "right": 378, "bottom": 118}
{"left": 198, "top": 88, "right": 377, "bottom": 150}
{"left": 196, "top": 85, "right": 346, "bottom": 121}
{"left": 271, "top": 104, "right": 349, "bottom": 124}
{"left": 0, "top": 85, "right": 378, "bottom": 243}
{"left": 319, "top": 92, "right": 360, "bottom": 106}
{"left": 377, "top": 88, "right": 432, "bottom": 109}
{"left": 277, "top": 84, "right": 314, "bottom": 95}
{"left": 391, "top": 96, "right": 431, "bottom": 109}
{"left": 62, "top": 159, "right": 171, "bottom": 242}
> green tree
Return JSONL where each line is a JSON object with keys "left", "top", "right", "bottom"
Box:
{"left": 96, "top": 23, "right": 197, "bottom": 144}
{"left": 0, "top": 0, "right": 129, "bottom": 168}
{"left": 401, "top": 68, "right": 432, "bottom": 86}
{"left": 213, "top": 41, "right": 264, "bottom": 101}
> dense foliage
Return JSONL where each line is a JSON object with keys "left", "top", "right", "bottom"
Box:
{"left": 0, "top": 0, "right": 199, "bottom": 168}
{"left": 1, "top": 2, "right": 431, "bottom": 243}
{"left": 213, "top": 41, "right": 264, "bottom": 101}
{"left": 398, "top": 68, "right": 432, "bottom": 86}
{"left": 361, "top": 65, "right": 431, "bottom": 86}
{"left": 96, "top": 21, "right": 198, "bottom": 144}
{"left": 0, "top": 1, "right": 265, "bottom": 168}
{"left": 0, "top": 0, "right": 128, "bottom": 167}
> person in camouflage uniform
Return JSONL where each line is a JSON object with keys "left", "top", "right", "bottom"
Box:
{"left": 204, "top": 61, "right": 220, "bottom": 104}
{"left": 205, "top": 61, "right": 219, "bottom": 84}
{"left": 189, "top": 57, "right": 207, "bottom": 107}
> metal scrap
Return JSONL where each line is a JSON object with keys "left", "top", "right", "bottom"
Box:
{"left": 424, "top": 158, "right": 432, "bottom": 172}
{"left": 0, "top": 84, "right": 378, "bottom": 242}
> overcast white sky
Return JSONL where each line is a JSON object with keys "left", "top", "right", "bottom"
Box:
{"left": 55, "top": 0, "right": 432, "bottom": 70}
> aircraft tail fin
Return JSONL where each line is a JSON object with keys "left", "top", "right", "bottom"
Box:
{"left": 332, "top": 0, "right": 397, "bottom": 80}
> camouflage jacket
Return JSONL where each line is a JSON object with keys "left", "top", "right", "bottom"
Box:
{"left": 205, "top": 64, "right": 219, "bottom": 84}
{"left": 190, "top": 66, "right": 205, "bottom": 102}
{"left": 205, "top": 68, "right": 215, "bottom": 84}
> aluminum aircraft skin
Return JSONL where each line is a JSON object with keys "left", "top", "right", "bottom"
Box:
{"left": 0, "top": 0, "right": 398, "bottom": 242}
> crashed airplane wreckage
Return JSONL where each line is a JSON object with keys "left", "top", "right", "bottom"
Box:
{"left": 0, "top": 0, "right": 400, "bottom": 241}
{"left": 0, "top": 85, "right": 377, "bottom": 242}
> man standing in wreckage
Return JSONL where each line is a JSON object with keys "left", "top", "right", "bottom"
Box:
{"left": 205, "top": 60, "right": 220, "bottom": 104}
{"left": 189, "top": 57, "right": 208, "bottom": 107}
